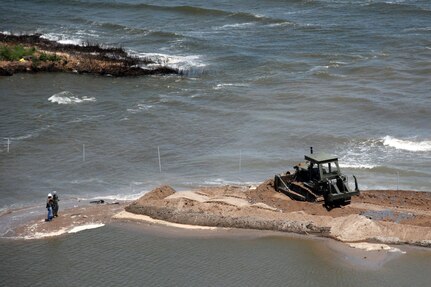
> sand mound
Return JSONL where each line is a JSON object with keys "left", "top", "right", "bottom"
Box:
{"left": 138, "top": 185, "right": 176, "bottom": 202}
{"left": 121, "top": 184, "right": 431, "bottom": 247}
{"left": 255, "top": 179, "right": 277, "bottom": 194}
{"left": 330, "top": 214, "right": 382, "bottom": 242}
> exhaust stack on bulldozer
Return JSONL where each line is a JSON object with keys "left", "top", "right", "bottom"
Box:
{"left": 274, "top": 149, "right": 359, "bottom": 207}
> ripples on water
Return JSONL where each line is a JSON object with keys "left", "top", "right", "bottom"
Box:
{"left": 1, "top": 225, "right": 431, "bottom": 286}
{"left": 0, "top": 0, "right": 430, "bottom": 207}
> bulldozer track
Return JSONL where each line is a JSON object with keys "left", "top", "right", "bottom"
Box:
{"left": 290, "top": 182, "right": 324, "bottom": 202}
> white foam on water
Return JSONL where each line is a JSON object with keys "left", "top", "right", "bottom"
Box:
{"left": 9, "top": 124, "right": 53, "bottom": 141}
{"left": 77, "top": 190, "right": 146, "bottom": 202}
{"left": 58, "top": 39, "right": 83, "bottom": 45}
{"left": 310, "top": 65, "right": 330, "bottom": 72}
{"left": 382, "top": 136, "right": 431, "bottom": 152}
{"left": 102, "top": 184, "right": 151, "bottom": 201}
{"left": 100, "top": 193, "right": 143, "bottom": 201}
{"left": 213, "top": 83, "right": 249, "bottom": 90}
{"left": 338, "top": 138, "right": 383, "bottom": 171}
{"left": 67, "top": 223, "right": 105, "bottom": 234}
{"left": 267, "top": 21, "right": 293, "bottom": 27}
{"left": 214, "top": 22, "right": 256, "bottom": 30}
{"left": 339, "top": 163, "right": 377, "bottom": 170}
{"left": 48, "top": 91, "right": 96, "bottom": 105}
{"left": 40, "top": 33, "right": 83, "bottom": 46}
{"left": 134, "top": 52, "right": 206, "bottom": 75}
{"left": 203, "top": 178, "right": 258, "bottom": 186}
{"left": 127, "top": 103, "right": 153, "bottom": 114}
{"left": 20, "top": 227, "right": 68, "bottom": 240}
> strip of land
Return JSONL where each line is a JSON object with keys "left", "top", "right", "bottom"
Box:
{"left": 0, "top": 33, "right": 178, "bottom": 76}
{"left": 123, "top": 182, "right": 431, "bottom": 247}
{"left": 4, "top": 180, "right": 431, "bottom": 251}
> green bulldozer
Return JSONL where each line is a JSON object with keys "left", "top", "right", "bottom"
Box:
{"left": 274, "top": 148, "right": 359, "bottom": 207}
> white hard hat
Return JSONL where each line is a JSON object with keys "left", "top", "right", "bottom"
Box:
{"left": 53, "top": 191, "right": 57, "bottom": 194}
{"left": 48, "top": 193, "right": 52, "bottom": 197}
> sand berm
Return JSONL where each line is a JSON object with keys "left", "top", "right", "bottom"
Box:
{"left": 6, "top": 179, "right": 431, "bottom": 249}
{"left": 120, "top": 180, "right": 431, "bottom": 247}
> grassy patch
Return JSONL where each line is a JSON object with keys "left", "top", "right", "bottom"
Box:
{"left": 0, "top": 45, "right": 61, "bottom": 62}
{"left": 0, "top": 45, "right": 36, "bottom": 61}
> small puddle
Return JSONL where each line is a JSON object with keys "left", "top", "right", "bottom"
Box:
{"left": 360, "top": 209, "right": 415, "bottom": 223}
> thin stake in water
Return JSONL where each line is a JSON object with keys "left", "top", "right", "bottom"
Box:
{"left": 158, "top": 146, "right": 162, "bottom": 173}
{"left": 239, "top": 149, "right": 242, "bottom": 173}
{"left": 397, "top": 171, "right": 399, "bottom": 190}
{"left": 5, "top": 138, "right": 10, "bottom": 153}
{"left": 83, "top": 144, "right": 86, "bottom": 162}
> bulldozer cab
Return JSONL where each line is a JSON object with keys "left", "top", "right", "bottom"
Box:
{"left": 274, "top": 150, "right": 359, "bottom": 206}
{"left": 305, "top": 153, "right": 341, "bottom": 182}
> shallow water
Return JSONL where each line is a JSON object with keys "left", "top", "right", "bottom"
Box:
{"left": 1, "top": 224, "right": 431, "bottom": 287}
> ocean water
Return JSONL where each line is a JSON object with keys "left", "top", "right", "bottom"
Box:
{"left": 1, "top": 224, "right": 431, "bottom": 287}
{"left": 0, "top": 0, "right": 431, "bottom": 284}
{"left": 1, "top": 0, "right": 430, "bottom": 210}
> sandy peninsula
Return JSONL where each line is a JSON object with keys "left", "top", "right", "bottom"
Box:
{"left": 5, "top": 180, "right": 431, "bottom": 252}
{"left": 0, "top": 33, "right": 178, "bottom": 76}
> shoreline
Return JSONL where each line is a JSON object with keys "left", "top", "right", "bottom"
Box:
{"left": 1, "top": 182, "right": 431, "bottom": 269}
{"left": 0, "top": 33, "right": 179, "bottom": 76}
{"left": 0, "top": 202, "right": 415, "bottom": 270}
{"left": 2, "top": 183, "right": 431, "bottom": 247}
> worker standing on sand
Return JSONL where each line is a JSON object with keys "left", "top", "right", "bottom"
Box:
{"left": 52, "top": 191, "right": 60, "bottom": 217}
{"left": 46, "top": 193, "right": 54, "bottom": 222}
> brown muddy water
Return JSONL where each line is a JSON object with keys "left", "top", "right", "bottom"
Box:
{"left": 1, "top": 223, "right": 430, "bottom": 287}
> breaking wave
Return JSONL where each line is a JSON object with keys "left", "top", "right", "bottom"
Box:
{"left": 338, "top": 163, "right": 377, "bottom": 170}
{"left": 337, "top": 135, "right": 431, "bottom": 172}
{"left": 382, "top": 136, "right": 431, "bottom": 152}
{"left": 40, "top": 33, "right": 84, "bottom": 46}
{"left": 135, "top": 52, "right": 206, "bottom": 76}
{"left": 48, "top": 91, "right": 96, "bottom": 105}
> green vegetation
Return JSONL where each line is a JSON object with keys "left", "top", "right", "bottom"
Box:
{"left": 0, "top": 45, "right": 35, "bottom": 61}
{"left": 38, "top": 52, "right": 61, "bottom": 62}
{"left": 0, "top": 45, "right": 60, "bottom": 62}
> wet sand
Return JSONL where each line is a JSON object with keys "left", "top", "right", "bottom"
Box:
{"left": 3, "top": 202, "right": 125, "bottom": 239}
